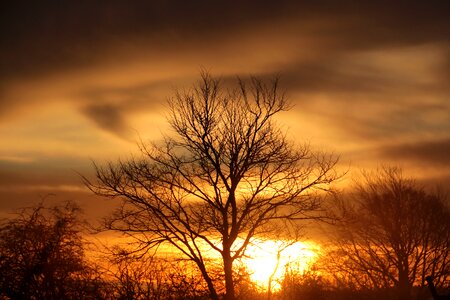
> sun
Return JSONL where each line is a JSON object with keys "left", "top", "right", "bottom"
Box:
{"left": 242, "top": 240, "right": 319, "bottom": 290}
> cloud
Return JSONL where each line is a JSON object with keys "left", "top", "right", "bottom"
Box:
{"left": 325, "top": 100, "right": 450, "bottom": 142}
{"left": 276, "top": 43, "right": 449, "bottom": 95}
{"left": 1, "top": 1, "right": 448, "bottom": 123}
{"left": 78, "top": 80, "right": 172, "bottom": 111}
{"left": 75, "top": 79, "right": 179, "bottom": 137}
{"left": 380, "top": 138, "right": 450, "bottom": 167}
{"left": 1, "top": 0, "right": 449, "bottom": 214}
{"left": 1, "top": 0, "right": 448, "bottom": 81}
{"left": 81, "top": 104, "right": 131, "bottom": 139}
{"left": 253, "top": 44, "right": 450, "bottom": 142}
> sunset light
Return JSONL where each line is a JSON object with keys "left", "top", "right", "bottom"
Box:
{"left": 243, "top": 240, "right": 319, "bottom": 290}
{"left": 1, "top": 2, "right": 449, "bottom": 300}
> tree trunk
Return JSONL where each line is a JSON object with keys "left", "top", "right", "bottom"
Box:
{"left": 197, "top": 261, "right": 219, "bottom": 300}
{"left": 223, "top": 250, "right": 236, "bottom": 300}
{"left": 397, "top": 258, "right": 411, "bottom": 300}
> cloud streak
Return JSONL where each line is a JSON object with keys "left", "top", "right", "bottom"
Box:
{"left": 380, "top": 138, "right": 450, "bottom": 167}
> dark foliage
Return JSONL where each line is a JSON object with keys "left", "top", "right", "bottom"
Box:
{"left": 0, "top": 201, "right": 105, "bottom": 299}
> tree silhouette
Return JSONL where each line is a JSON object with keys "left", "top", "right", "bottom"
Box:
{"left": 0, "top": 201, "right": 103, "bottom": 299}
{"left": 426, "top": 276, "right": 450, "bottom": 300}
{"left": 86, "top": 72, "right": 338, "bottom": 300}
{"left": 328, "top": 167, "right": 450, "bottom": 300}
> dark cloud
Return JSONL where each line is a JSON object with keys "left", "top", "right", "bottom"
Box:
{"left": 380, "top": 138, "right": 450, "bottom": 166}
{"left": 1, "top": 0, "right": 448, "bottom": 81}
{"left": 254, "top": 60, "right": 405, "bottom": 95}
{"left": 1, "top": 0, "right": 448, "bottom": 124}
{"left": 0, "top": 187, "right": 112, "bottom": 223}
{"left": 0, "top": 145, "right": 121, "bottom": 222}
{"left": 81, "top": 103, "right": 131, "bottom": 139}
{"left": 79, "top": 80, "right": 173, "bottom": 111}
{"left": 77, "top": 79, "right": 176, "bottom": 137}
{"left": 327, "top": 103, "right": 450, "bottom": 141}
{"left": 253, "top": 44, "right": 449, "bottom": 96}
{"left": 0, "top": 156, "right": 92, "bottom": 184}
{"left": 0, "top": 1, "right": 291, "bottom": 80}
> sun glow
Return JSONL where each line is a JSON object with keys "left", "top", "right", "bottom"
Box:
{"left": 93, "top": 233, "right": 320, "bottom": 292}
{"left": 242, "top": 240, "right": 319, "bottom": 290}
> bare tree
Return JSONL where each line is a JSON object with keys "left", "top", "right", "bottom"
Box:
{"left": 86, "top": 72, "right": 338, "bottom": 300}
{"left": 328, "top": 167, "right": 450, "bottom": 300}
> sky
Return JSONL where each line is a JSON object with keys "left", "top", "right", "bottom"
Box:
{"left": 0, "top": 1, "right": 449, "bottom": 219}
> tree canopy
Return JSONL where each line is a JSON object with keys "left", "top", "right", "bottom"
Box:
{"left": 86, "top": 72, "right": 339, "bottom": 300}
{"left": 327, "top": 167, "right": 450, "bottom": 300}
{"left": 0, "top": 201, "right": 103, "bottom": 299}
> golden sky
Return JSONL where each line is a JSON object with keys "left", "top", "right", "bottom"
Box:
{"left": 0, "top": 1, "right": 449, "bottom": 219}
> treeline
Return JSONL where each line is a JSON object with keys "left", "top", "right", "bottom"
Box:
{"left": 0, "top": 167, "right": 448, "bottom": 300}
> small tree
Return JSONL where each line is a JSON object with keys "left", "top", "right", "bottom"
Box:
{"left": 86, "top": 73, "right": 338, "bottom": 300}
{"left": 0, "top": 201, "right": 103, "bottom": 299}
{"left": 328, "top": 167, "right": 450, "bottom": 300}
